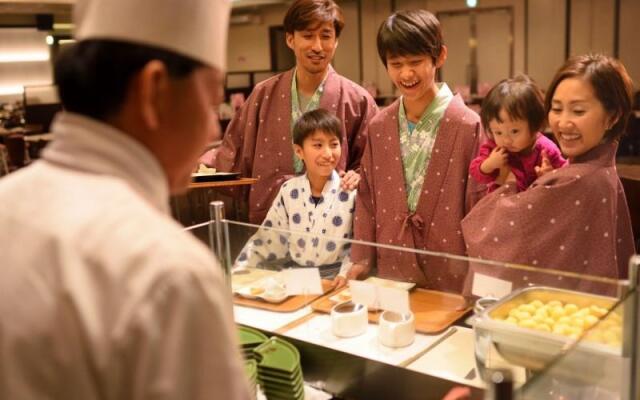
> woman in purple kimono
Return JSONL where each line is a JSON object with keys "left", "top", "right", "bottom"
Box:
{"left": 462, "top": 54, "right": 636, "bottom": 294}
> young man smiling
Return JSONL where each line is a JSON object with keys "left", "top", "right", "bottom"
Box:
{"left": 345, "top": 10, "right": 483, "bottom": 292}
{"left": 200, "top": 0, "right": 377, "bottom": 224}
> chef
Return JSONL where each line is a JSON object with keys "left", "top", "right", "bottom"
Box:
{"left": 0, "top": 0, "right": 250, "bottom": 399}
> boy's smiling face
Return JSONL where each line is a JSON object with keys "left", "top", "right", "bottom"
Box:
{"left": 294, "top": 129, "right": 341, "bottom": 179}
{"left": 386, "top": 48, "right": 447, "bottom": 110}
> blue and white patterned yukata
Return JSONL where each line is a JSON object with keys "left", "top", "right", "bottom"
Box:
{"left": 235, "top": 170, "right": 356, "bottom": 278}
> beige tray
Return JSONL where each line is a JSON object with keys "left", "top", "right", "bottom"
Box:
{"left": 234, "top": 279, "right": 335, "bottom": 313}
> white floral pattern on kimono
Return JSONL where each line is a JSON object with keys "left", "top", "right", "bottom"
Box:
{"left": 236, "top": 170, "right": 356, "bottom": 278}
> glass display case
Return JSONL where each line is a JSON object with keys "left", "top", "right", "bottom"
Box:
{"left": 183, "top": 201, "right": 639, "bottom": 400}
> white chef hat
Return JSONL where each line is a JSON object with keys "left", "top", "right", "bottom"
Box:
{"left": 74, "top": 0, "right": 230, "bottom": 71}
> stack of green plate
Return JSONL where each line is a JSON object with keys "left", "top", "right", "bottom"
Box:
{"left": 238, "top": 326, "right": 268, "bottom": 361}
{"left": 244, "top": 359, "right": 259, "bottom": 400}
{"left": 254, "top": 337, "right": 304, "bottom": 400}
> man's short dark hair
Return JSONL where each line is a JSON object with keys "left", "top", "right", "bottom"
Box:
{"left": 293, "top": 108, "right": 342, "bottom": 146}
{"left": 283, "top": 0, "right": 345, "bottom": 37}
{"left": 54, "top": 40, "right": 203, "bottom": 121}
{"left": 481, "top": 75, "right": 546, "bottom": 135}
{"left": 377, "top": 9, "right": 444, "bottom": 67}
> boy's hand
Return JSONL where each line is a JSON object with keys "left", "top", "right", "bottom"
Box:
{"left": 534, "top": 150, "right": 553, "bottom": 178}
{"left": 339, "top": 170, "right": 360, "bottom": 191}
{"left": 480, "top": 147, "right": 508, "bottom": 174}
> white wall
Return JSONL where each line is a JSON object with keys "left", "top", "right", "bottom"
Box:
{"left": 527, "top": 0, "right": 566, "bottom": 88}
{"left": 570, "top": 0, "right": 615, "bottom": 57}
{"left": 0, "top": 28, "right": 52, "bottom": 102}
{"left": 618, "top": 0, "right": 640, "bottom": 88}
{"left": 359, "top": 0, "right": 393, "bottom": 96}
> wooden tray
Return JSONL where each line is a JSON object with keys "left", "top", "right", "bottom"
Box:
{"left": 311, "top": 287, "right": 471, "bottom": 334}
{"left": 233, "top": 280, "right": 335, "bottom": 313}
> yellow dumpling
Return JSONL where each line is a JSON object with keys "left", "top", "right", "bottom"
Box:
{"left": 550, "top": 306, "right": 566, "bottom": 319}
{"left": 553, "top": 324, "right": 570, "bottom": 335}
{"left": 584, "top": 315, "right": 599, "bottom": 328}
{"left": 564, "top": 303, "right": 579, "bottom": 315}
{"left": 518, "top": 319, "right": 536, "bottom": 328}
{"left": 518, "top": 304, "right": 536, "bottom": 314}
{"left": 571, "top": 318, "right": 585, "bottom": 329}
{"left": 575, "top": 308, "right": 591, "bottom": 318}
{"left": 530, "top": 299, "right": 544, "bottom": 309}
{"left": 590, "top": 305, "right": 608, "bottom": 317}
{"left": 534, "top": 307, "right": 549, "bottom": 319}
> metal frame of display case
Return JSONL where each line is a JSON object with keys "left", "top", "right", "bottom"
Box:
{"left": 205, "top": 201, "right": 640, "bottom": 400}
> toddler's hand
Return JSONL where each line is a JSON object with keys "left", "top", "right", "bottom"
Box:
{"left": 480, "top": 147, "right": 508, "bottom": 174}
{"left": 535, "top": 150, "right": 553, "bottom": 177}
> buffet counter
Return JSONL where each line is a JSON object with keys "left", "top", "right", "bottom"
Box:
{"left": 233, "top": 304, "right": 486, "bottom": 399}
{"left": 190, "top": 207, "right": 640, "bottom": 400}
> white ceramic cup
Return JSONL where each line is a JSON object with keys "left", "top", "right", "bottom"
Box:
{"left": 331, "top": 301, "right": 368, "bottom": 338}
{"left": 378, "top": 310, "right": 415, "bottom": 348}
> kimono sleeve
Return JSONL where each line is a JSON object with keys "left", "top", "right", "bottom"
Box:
{"left": 469, "top": 141, "right": 498, "bottom": 186}
{"left": 235, "top": 189, "right": 291, "bottom": 268}
{"left": 346, "top": 94, "right": 378, "bottom": 173}
{"left": 465, "top": 121, "right": 488, "bottom": 212}
{"left": 119, "top": 268, "right": 250, "bottom": 400}
{"left": 352, "top": 135, "right": 377, "bottom": 272}
{"left": 462, "top": 171, "right": 622, "bottom": 281}
{"left": 213, "top": 89, "right": 261, "bottom": 177}
{"left": 546, "top": 143, "right": 568, "bottom": 169}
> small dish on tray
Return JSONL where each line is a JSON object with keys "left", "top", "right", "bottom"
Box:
{"left": 329, "top": 288, "right": 352, "bottom": 303}
{"left": 235, "top": 277, "right": 288, "bottom": 303}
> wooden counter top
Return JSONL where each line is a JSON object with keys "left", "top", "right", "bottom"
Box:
{"left": 188, "top": 177, "right": 257, "bottom": 189}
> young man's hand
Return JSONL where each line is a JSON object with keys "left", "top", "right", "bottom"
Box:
{"left": 480, "top": 147, "right": 508, "bottom": 174}
{"left": 534, "top": 150, "right": 553, "bottom": 178}
{"left": 332, "top": 275, "right": 347, "bottom": 289}
{"left": 339, "top": 170, "right": 360, "bottom": 191}
{"left": 345, "top": 262, "right": 368, "bottom": 281}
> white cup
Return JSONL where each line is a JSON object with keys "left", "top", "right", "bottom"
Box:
{"left": 331, "top": 301, "right": 368, "bottom": 338}
{"left": 378, "top": 310, "right": 415, "bottom": 348}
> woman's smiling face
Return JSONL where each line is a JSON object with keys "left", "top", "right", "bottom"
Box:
{"left": 548, "top": 77, "right": 614, "bottom": 158}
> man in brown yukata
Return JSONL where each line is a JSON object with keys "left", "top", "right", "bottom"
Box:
{"left": 341, "top": 10, "right": 484, "bottom": 292}
{"left": 200, "top": 0, "right": 377, "bottom": 224}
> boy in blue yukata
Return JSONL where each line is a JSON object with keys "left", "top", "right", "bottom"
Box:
{"left": 235, "top": 108, "right": 356, "bottom": 281}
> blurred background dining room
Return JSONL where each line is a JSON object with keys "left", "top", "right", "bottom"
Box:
{"left": 0, "top": 0, "right": 638, "bottom": 241}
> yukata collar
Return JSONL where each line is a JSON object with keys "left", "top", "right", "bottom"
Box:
{"left": 398, "top": 82, "right": 453, "bottom": 132}
{"left": 291, "top": 66, "right": 330, "bottom": 110}
{"left": 302, "top": 170, "right": 340, "bottom": 202}
{"left": 571, "top": 138, "right": 618, "bottom": 167}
